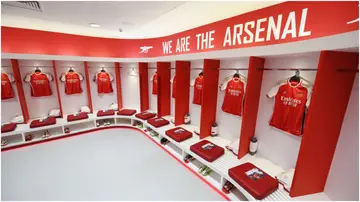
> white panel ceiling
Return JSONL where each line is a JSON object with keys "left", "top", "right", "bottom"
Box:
{"left": 1, "top": 1, "right": 282, "bottom": 38}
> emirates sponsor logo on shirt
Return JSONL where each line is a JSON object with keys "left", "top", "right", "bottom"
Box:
{"left": 67, "top": 79, "right": 79, "bottom": 83}
{"left": 196, "top": 84, "right": 202, "bottom": 89}
{"left": 281, "top": 96, "right": 302, "bottom": 107}
{"left": 99, "top": 78, "right": 109, "bottom": 82}
{"left": 1, "top": 81, "right": 8, "bottom": 85}
{"left": 34, "top": 80, "right": 46, "bottom": 84}
{"left": 228, "top": 89, "right": 241, "bottom": 96}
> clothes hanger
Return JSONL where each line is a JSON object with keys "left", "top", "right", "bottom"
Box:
{"left": 35, "top": 67, "right": 41, "bottom": 73}
{"left": 198, "top": 71, "right": 203, "bottom": 76}
{"left": 100, "top": 67, "right": 106, "bottom": 72}
{"left": 68, "top": 67, "right": 74, "bottom": 73}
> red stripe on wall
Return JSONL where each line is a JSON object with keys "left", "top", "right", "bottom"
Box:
{"left": 83, "top": 61, "right": 93, "bottom": 113}
{"left": 139, "top": 63, "right": 149, "bottom": 112}
{"left": 238, "top": 57, "right": 265, "bottom": 158}
{"left": 11, "top": 59, "right": 30, "bottom": 123}
{"left": 157, "top": 62, "right": 171, "bottom": 117}
{"left": 175, "top": 61, "right": 191, "bottom": 125}
{"left": 114, "top": 62, "right": 123, "bottom": 109}
{"left": 290, "top": 51, "right": 359, "bottom": 197}
{"left": 199, "top": 59, "right": 220, "bottom": 139}
{"left": 52, "top": 60, "right": 64, "bottom": 117}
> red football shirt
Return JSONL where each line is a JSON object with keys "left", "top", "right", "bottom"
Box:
{"left": 267, "top": 80, "right": 312, "bottom": 136}
{"left": 94, "top": 72, "right": 113, "bottom": 94}
{"left": 1, "top": 72, "right": 15, "bottom": 100}
{"left": 192, "top": 75, "right": 204, "bottom": 105}
{"left": 61, "top": 72, "right": 84, "bottom": 94}
{"left": 222, "top": 78, "right": 245, "bottom": 116}
{"left": 152, "top": 72, "right": 158, "bottom": 95}
{"left": 25, "top": 72, "right": 53, "bottom": 97}
{"left": 172, "top": 75, "right": 176, "bottom": 98}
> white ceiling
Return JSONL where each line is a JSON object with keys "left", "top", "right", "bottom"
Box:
{"left": 1, "top": 1, "right": 281, "bottom": 38}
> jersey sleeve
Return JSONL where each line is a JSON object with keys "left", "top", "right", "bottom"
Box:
{"left": 45, "top": 73, "right": 53, "bottom": 81}
{"left": 170, "top": 75, "right": 175, "bottom": 83}
{"left": 78, "top": 73, "right": 84, "bottom": 81}
{"left": 306, "top": 87, "right": 313, "bottom": 107}
{"left": 60, "top": 73, "right": 66, "bottom": 82}
{"left": 220, "top": 78, "right": 231, "bottom": 91}
{"left": 24, "top": 74, "right": 31, "bottom": 83}
{"left": 190, "top": 77, "right": 196, "bottom": 86}
{"left": 93, "top": 73, "right": 98, "bottom": 82}
{"left": 267, "top": 84, "right": 281, "bottom": 98}
{"left": 7, "top": 73, "right": 15, "bottom": 83}
{"left": 109, "top": 73, "right": 114, "bottom": 82}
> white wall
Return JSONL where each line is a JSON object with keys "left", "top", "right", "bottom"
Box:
{"left": 324, "top": 74, "right": 359, "bottom": 201}
{"left": 120, "top": 63, "right": 140, "bottom": 110}
{"left": 170, "top": 62, "right": 175, "bottom": 117}
{"left": 189, "top": 60, "right": 203, "bottom": 128}
{"left": 254, "top": 53, "right": 320, "bottom": 170}
{"left": 18, "top": 59, "right": 60, "bottom": 119}
{"left": 1, "top": 59, "right": 23, "bottom": 123}
{"left": 55, "top": 61, "right": 88, "bottom": 115}
{"left": 88, "top": 62, "right": 117, "bottom": 112}
{"left": 148, "top": 62, "right": 157, "bottom": 112}
{"left": 216, "top": 58, "right": 249, "bottom": 142}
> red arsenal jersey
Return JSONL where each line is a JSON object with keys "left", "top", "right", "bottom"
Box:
{"left": 60, "top": 72, "right": 84, "bottom": 95}
{"left": 192, "top": 75, "right": 204, "bottom": 105}
{"left": 152, "top": 72, "right": 158, "bottom": 95}
{"left": 1, "top": 72, "right": 15, "bottom": 100}
{"left": 222, "top": 78, "right": 245, "bottom": 116}
{"left": 267, "top": 80, "right": 312, "bottom": 136}
{"left": 94, "top": 72, "right": 113, "bottom": 94}
{"left": 25, "top": 72, "right": 53, "bottom": 97}
{"left": 172, "top": 75, "right": 176, "bottom": 98}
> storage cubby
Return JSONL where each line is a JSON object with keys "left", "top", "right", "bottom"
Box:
{"left": 133, "top": 120, "right": 144, "bottom": 129}
{"left": 115, "top": 118, "right": 132, "bottom": 125}
{"left": 95, "top": 118, "right": 115, "bottom": 127}
{"left": 1, "top": 133, "right": 23, "bottom": 148}
{"left": 23, "top": 126, "right": 63, "bottom": 143}
{"left": 222, "top": 179, "right": 248, "bottom": 201}
{"left": 163, "top": 141, "right": 183, "bottom": 159}
{"left": 64, "top": 121, "right": 95, "bottom": 134}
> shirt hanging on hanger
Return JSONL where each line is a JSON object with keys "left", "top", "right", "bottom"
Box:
{"left": 60, "top": 71, "right": 84, "bottom": 95}
{"left": 24, "top": 72, "right": 53, "bottom": 97}
{"left": 93, "top": 71, "right": 114, "bottom": 94}
{"left": 192, "top": 75, "right": 204, "bottom": 105}
{"left": 1, "top": 72, "right": 15, "bottom": 100}
{"left": 267, "top": 79, "right": 312, "bottom": 136}
{"left": 171, "top": 75, "right": 176, "bottom": 98}
{"left": 152, "top": 72, "right": 158, "bottom": 95}
{"left": 221, "top": 77, "right": 246, "bottom": 116}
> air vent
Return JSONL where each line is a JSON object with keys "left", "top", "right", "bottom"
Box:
{"left": 2, "top": 1, "right": 43, "bottom": 12}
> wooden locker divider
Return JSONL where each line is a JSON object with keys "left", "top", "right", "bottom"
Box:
{"left": 238, "top": 57, "right": 265, "bottom": 158}
{"left": 199, "top": 59, "right": 220, "bottom": 139}
{"left": 175, "top": 61, "right": 191, "bottom": 125}
{"left": 11, "top": 59, "right": 30, "bottom": 123}
{"left": 156, "top": 62, "right": 171, "bottom": 117}
{"left": 83, "top": 61, "right": 93, "bottom": 113}
{"left": 114, "top": 62, "right": 123, "bottom": 110}
{"left": 51, "top": 60, "right": 63, "bottom": 117}
{"left": 139, "top": 62, "right": 149, "bottom": 112}
{"left": 290, "top": 51, "right": 359, "bottom": 197}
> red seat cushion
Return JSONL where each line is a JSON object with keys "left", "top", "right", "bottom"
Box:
{"left": 30, "top": 117, "right": 56, "bottom": 128}
{"left": 1, "top": 123, "right": 17, "bottom": 133}
{"left": 165, "top": 127, "right": 193, "bottom": 142}
{"left": 135, "top": 112, "right": 156, "bottom": 120}
{"left": 147, "top": 117, "right": 170, "bottom": 128}
{"left": 97, "top": 109, "right": 115, "bottom": 117}
{"left": 67, "top": 112, "right": 89, "bottom": 122}
{"left": 190, "top": 140, "right": 225, "bottom": 162}
{"left": 118, "top": 109, "right": 137, "bottom": 116}
{"left": 228, "top": 163, "right": 278, "bottom": 200}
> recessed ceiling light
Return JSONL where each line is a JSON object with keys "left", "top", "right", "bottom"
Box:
{"left": 89, "top": 23, "right": 100, "bottom": 28}
{"left": 119, "top": 28, "right": 123, "bottom": 32}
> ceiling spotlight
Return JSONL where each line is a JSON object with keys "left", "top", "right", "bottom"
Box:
{"left": 89, "top": 23, "right": 100, "bottom": 28}
{"left": 119, "top": 28, "right": 123, "bottom": 32}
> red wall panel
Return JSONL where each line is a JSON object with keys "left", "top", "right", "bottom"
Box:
{"left": 238, "top": 57, "right": 265, "bottom": 158}
{"left": 139, "top": 63, "right": 149, "bottom": 112}
{"left": 114, "top": 62, "right": 123, "bottom": 110}
{"left": 83, "top": 61, "right": 93, "bottom": 113}
{"left": 199, "top": 59, "right": 220, "bottom": 139}
{"left": 11, "top": 59, "right": 30, "bottom": 123}
{"left": 175, "top": 61, "right": 191, "bottom": 125}
{"left": 290, "top": 51, "right": 359, "bottom": 197}
{"left": 157, "top": 62, "right": 171, "bottom": 117}
{"left": 52, "top": 60, "right": 63, "bottom": 117}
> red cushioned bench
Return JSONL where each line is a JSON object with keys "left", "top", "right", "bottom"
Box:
{"left": 190, "top": 140, "right": 225, "bottom": 162}
{"left": 1, "top": 123, "right": 17, "bottom": 133}
{"left": 147, "top": 117, "right": 170, "bottom": 128}
{"left": 117, "top": 109, "right": 137, "bottom": 116}
{"left": 135, "top": 112, "right": 156, "bottom": 120}
{"left": 97, "top": 109, "right": 115, "bottom": 117}
{"left": 30, "top": 117, "right": 57, "bottom": 128}
{"left": 165, "top": 127, "right": 193, "bottom": 142}
{"left": 228, "top": 163, "right": 278, "bottom": 200}
{"left": 67, "top": 112, "right": 89, "bottom": 122}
